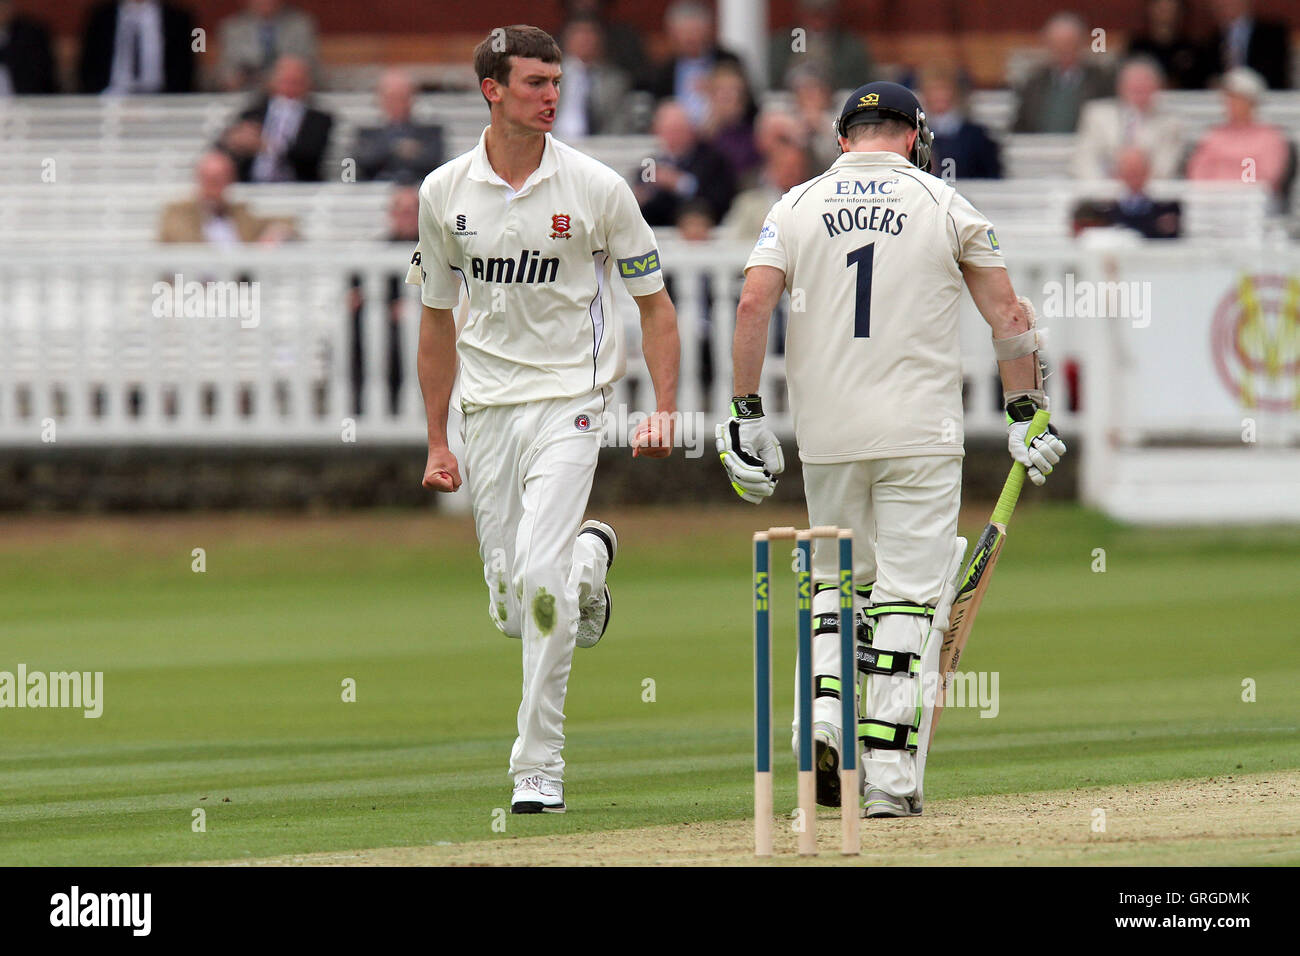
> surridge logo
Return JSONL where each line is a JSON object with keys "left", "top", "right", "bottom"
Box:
{"left": 451, "top": 213, "right": 477, "bottom": 237}
{"left": 470, "top": 249, "right": 559, "bottom": 284}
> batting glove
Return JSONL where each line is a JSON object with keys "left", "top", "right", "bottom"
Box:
{"left": 1006, "top": 397, "right": 1067, "bottom": 486}
{"left": 716, "top": 395, "right": 785, "bottom": 504}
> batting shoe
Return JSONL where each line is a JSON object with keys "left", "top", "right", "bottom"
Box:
{"left": 511, "top": 775, "right": 566, "bottom": 814}
{"left": 813, "top": 721, "right": 843, "bottom": 808}
{"left": 862, "top": 786, "right": 922, "bottom": 818}
{"left": 575, "top": 520, "right": 617, "bottom": 649}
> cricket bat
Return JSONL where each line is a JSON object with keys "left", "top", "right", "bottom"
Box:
{"left": 928, "top": 408, "right": 1051, "bottom": 748}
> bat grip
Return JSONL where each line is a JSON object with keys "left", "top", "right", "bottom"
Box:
{"left": 992, "top": 409, "right": 1050, "bottom": 525}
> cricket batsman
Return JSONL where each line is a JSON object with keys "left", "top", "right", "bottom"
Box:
{"left": 716, "top": 81, "right": 1066, "bottom": 817}
{"left": 411, "top": 25, "right": 680, "bottom": 813}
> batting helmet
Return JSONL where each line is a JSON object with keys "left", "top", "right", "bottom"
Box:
{"left": 835, "top": 81, "right": 934, "bottom": 171}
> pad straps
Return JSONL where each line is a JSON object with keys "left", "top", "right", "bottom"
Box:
{"left": 858, "top": 719, "right": 919, "bottom": 753}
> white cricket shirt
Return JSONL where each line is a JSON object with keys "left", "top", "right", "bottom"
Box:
{"left": 745, "top": 150, "right": 1004, "bottom": 463}
{"left": 406, "top": 128, "right": 665, "bottom": 409}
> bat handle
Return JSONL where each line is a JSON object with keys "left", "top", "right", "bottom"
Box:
{"left": 992, "top": 409, "right": 1050, "bottom": 525}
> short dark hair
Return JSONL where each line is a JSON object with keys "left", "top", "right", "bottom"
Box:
{"left": 845, "top": 117, "right": 913, "bottom": 142}
{"left": 473, "top": 25, "right": 562, "bottom": 103}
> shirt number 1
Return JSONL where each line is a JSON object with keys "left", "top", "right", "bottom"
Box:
{"left": 846, "top": 242, "right": 874, "bottom": 338}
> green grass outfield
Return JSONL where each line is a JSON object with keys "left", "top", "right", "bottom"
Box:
{"left": 1, "top": 504, "right": 1297, "bottom": 866}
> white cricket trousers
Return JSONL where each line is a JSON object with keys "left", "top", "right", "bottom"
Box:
{"left": 460, "top": 388, "right": 610, "bottom": 784}
{"left": 799, "top": 454, "right": 961, "bottom": 801}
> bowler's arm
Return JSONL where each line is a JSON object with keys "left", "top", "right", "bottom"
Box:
{"left": 731, "top": 265, "right": 786, "bottom": 395}
{"left": 416, "top": 304, "right": 461, "bottom": 490}
{"left": 630, "top": 287, "right": 681, "bottom": 457}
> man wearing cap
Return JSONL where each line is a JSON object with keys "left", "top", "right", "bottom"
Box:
{"left": 715, "top": 81, "right": 1067, "bottom": 817}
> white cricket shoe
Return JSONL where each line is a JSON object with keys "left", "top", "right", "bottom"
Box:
{"left": 511, "top": 775, "right": 566, "bottom": 814}
{"left": 862, "top": 786, "right": 922, "bottom": 818}
{"left": 575, "top": 520, "right": 617, "bottom": 649}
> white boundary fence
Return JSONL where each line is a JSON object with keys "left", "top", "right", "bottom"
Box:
{"left": 1, "top": 239, "right": 1297, "bottom": 523}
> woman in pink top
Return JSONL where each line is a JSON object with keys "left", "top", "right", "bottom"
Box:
{"left": 1185, "top": 67, "right": 1290, "bottom": 198}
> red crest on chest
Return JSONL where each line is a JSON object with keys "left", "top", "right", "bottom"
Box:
{"left": 550, "top": 214, "right": 572, "bottom": 239}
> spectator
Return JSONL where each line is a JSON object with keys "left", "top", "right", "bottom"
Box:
{"left": 676, "top": 197, "right": 715, "bottom": 241}
{"left": 1127, "top": 0, "right": 1212, "bottom": 90}
{"left": 1206, "top": 0, "right": 1291, "bottom": 90}
{"left": 553, "top": 14, "right": 633, "bottom": 138}
{"left": 354, "top": 68, "right": 444, "bottom": 184}
{"left": 701, "top": 62, "right": 760, "bottom": 186}
{"left": 157, "top": 150, "right": 296, "bottom": 245}
{"left": 217, "top": 0, "right": 318, "bottom": 93}
{"left": 219, "top": 55, "right": 333, "bottom": 183}
{"left": 768, "top": 0, "right": 876, "bottom": 93}
{"left": 721, "top": 140, "right": 811, "bottom": 241}
{"left": 561, "top": 0, "right": 649, "bottom": 90}
{"left": 642, "top": 1, "right": 744, "bottom": 127}
{"left": 920, "top": 65, "right": 1002, "bottom": 180}
{"left": 754, "top": 107, "right": 803, "bottom": 160}
{"left": 0, "top": 0, "right": 56, "bottom": 94}
{"left": 1073, "top": 57, "right": 1183, "bottom": 181}
{"left": 349, "top": 187, "right": 416, "bottom": 416}
{"left": 1074, "top": 147, "right": 1182, "bottom": 238}
{"left": 1185, "top": 66, "right": 1292, "bottom": 201}
{"left": 787, "top": 63, "right": 840, "bottom": 171}
{"left": 1012, "top": 12, "right": 1113, "bottom": 133}
{"left": 78, "top": 0, "right": 195, "bottom": 94}
{"left": 634, "top": 99, "right": 736, "bottom": 227}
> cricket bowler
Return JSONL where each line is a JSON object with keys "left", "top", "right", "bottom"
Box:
{"left": 716, "top": 81, "right": 1067, "bottom": 817}
{"left": 410, "top": 25, "right": 680, "bottom": 813}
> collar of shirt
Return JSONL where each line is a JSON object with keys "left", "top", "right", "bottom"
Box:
{"left": 832, "top": 150, "right": 911, "bottom": 169}
{"left": 467, "top": 126, "right": 560, "bottom": 199}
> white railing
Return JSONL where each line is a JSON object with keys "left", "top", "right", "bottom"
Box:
{"left": 0, "top": 240, "right": 1088, "bottom": 449}
{"left": 7, "top": 236, "right": 1300, "bottom": 524}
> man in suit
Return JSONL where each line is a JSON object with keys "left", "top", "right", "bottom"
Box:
{"left": 217, "top": 0, "right": 318, "bottom": 92}
{"left": 354, "top": 68, "right": 444, "bottom": 184}
{"left": 1073, "top": 57, "right": 1183, "bottom": 180}
{"left": 641, "top": 0, "right": 744, "bottom": 127}
{"left": 219, "top": 54, "right": 333, "bottom": 183}
{"left": 78, "top": 0, "right": 195, "bottom": 94}
{"left": 553, "top": 14, "right": 634, "bottom": 137}
{"left": 1012, "top": 12, "right": 1113, "bottom": 133}
{"left": 1127, "top": 0, "right": 1212, "bottom": 90}
{"left": 767, "top": 0, "right": 876, "bottom": 93}
{"left": 1075, "top": 147, "right": 1182, "bottom": 239}
{"left": 158, "top": 150, "right": 296, "bottom": 245}
{"left": 1207, "top": 0, "right": 1291, "bottom": 90}
{"left": 633, "top": 98, "right": 736, "bottom": 226}
{"left": 919, "top": 65, "right": 1002, "bottom": 180}
{"left": 0, "top": 0, "right": 57, "bottom": 94}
